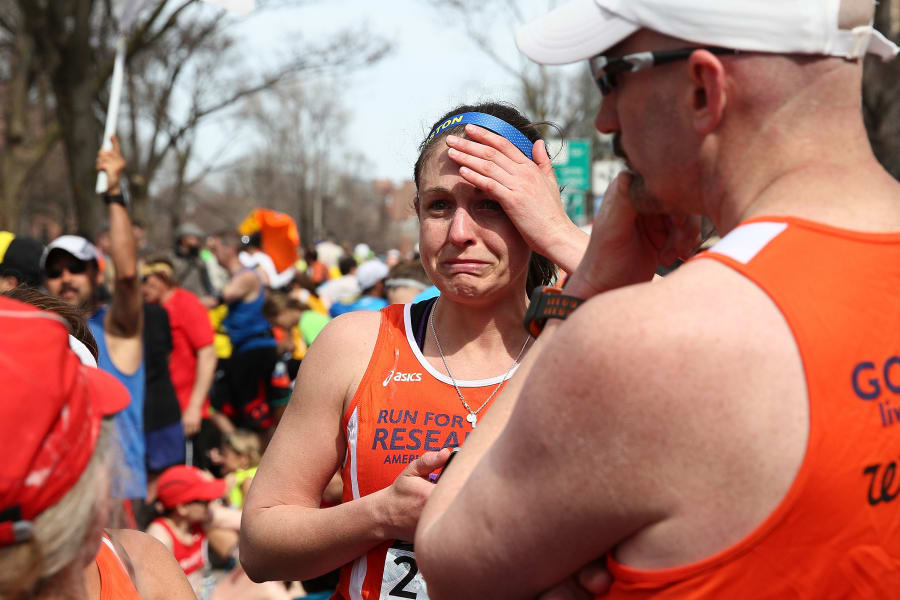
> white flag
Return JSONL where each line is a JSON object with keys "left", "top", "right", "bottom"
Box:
{"left": 201, "top": 0, "right": 255, "bottom": 16}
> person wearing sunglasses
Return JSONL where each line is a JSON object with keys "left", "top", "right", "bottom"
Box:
{"left": 417, "top": 1, "right": 900, "bottom": 598}
{"left": 42, "top": 135, "right": 147, "bottom": 512}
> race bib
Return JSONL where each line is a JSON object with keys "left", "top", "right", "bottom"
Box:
{"left": 379, "top": 541, "right": 429, "bottom": 600}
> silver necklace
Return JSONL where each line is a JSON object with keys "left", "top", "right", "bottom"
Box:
{"left": 428, "top": 299, "right": 531, "bottom": 429}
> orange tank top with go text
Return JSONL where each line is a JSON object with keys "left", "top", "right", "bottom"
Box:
{"left": 604, "top": 217, "right": 900, "bottom": 598}
{"left": 96, "top": 535, "right": 141, "bottom": 600}
{"left": 334, "top": 301, "right": 520, "bottom": 600}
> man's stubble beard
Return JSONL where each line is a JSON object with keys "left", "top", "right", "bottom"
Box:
{"left": 614, "top": 133, "right": 665, "bottom": 214}
{"left": 629, "top": 172, "right": 665, "bottom": 214}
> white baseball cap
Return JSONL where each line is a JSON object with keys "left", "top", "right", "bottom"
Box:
{"left": 356, "top": 259, "right": 390, "bottom": 291}
{"left": 516, "top": 0, "right": 899, "bottom": 65}
{"left": 41, "top": 235, "right": 99, "bottom": 269}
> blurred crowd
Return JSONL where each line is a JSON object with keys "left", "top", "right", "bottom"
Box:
{"left": 0, "top": 160, "right": 432, "bottom": 599}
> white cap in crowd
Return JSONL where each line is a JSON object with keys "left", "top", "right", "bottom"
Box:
{"left": 516, "top": 0, "right": 899, "bottom": 65}
{"left": 41, "top": 235, "right": 99, "bottom": 268}
{"left": 356, "top": 259, "right": 390, "bottom": 291}
{"left": 354, "top": 243, "right": 373, "bottom": 261}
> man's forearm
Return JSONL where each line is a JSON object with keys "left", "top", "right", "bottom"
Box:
{"left": 220, "top": 271, "right": 253, "bottom": 304}
{"left": 188, "top": 346, "right": 217, "bottom": 412}
{"left": 108, "top": 201, "right": 137, "bottom": 282}
{"left": 106, "top": 201, "right": 142, "bottom": 336}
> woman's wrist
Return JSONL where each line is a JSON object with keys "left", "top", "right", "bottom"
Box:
{"left": 368, "top": 488, "right": 397, "bottom": 541}
{"left": 543, "top": 224, "right": 589, "bottom": 275}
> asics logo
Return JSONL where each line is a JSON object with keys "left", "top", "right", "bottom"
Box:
{"left": 382, "top": 370, "right": 423, "bottom": 386}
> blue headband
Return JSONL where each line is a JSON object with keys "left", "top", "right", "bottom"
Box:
{"left": 424, "top": 112, "right": 534, "bottom": 161}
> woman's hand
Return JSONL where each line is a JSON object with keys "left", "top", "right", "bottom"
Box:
{"left": 565, "top": 172, "right": 701, "bottom": 299}
{"left": 445, "top": 125, "right": 587, "bottom": 273}
{"left": 378, "top": 448, "right": 451, "bottom": 542}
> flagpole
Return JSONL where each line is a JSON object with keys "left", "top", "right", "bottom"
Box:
{"left": 95, "top": 34, "right": 127, "bottom": 195}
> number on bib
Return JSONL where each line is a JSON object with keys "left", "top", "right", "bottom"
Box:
{"left": 380, "top": 542, "right": 429, "bottom": 600}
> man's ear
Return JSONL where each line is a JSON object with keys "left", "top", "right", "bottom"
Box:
{"left": 686, "top": 50, "right": 728, "bottom": 135}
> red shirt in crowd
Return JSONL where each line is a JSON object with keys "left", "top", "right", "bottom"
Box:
{"left": 163, "top": 287, "right": 215, "bottom": 417}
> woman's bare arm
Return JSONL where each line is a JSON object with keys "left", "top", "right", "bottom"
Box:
{"left": 240, "top": 311, "right": 449, "bottom": 582}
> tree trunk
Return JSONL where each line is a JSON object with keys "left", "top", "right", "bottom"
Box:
{"left": 42, "top": 0, "right": 104, "bottom": 239}
{"left": 0, "top": 13, "right": 59, "bottom": 232}
{"left": 130, "top": 174, "right": 150, "bottom": 229}
{"left": 864, "top": 0, "right": 900, "bottom": 180}
{"left": 0, "top": 161, "right": 27, "bottom": 231}
{"left": 55, "top": 82, "right": 104, "bottom": 238}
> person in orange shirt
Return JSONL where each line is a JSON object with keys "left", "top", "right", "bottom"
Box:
{"left": 416, "top": 1, "right": 900, "bottom": 598}
{"left": 240, "top": 101, "right": 596, "bottom": 599}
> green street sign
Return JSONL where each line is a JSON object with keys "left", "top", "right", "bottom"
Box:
{"left": 551, "top": 139, "right": 591, "bottom": 192}
{"left": 562, "top": 191, "right": 586, "bottom": 225}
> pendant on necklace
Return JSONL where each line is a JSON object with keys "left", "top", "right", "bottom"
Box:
{"left": 466, "top": 413, "right": 477, "bottom": 428}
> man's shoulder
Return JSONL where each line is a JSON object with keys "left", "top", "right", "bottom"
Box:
{"left": 562, "top": 257, "right": 796, "bottom": 407}
{"left": 169, "top": 286, "right": 204, "bottom": 310}
{"left": 534, "top": 259, "right": 809, "bottom": 568}
{"left": 231, "top": 267, "right": 262, "bottom": 296}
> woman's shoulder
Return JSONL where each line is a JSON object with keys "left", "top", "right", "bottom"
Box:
{"left": 297, "top": 310, "right": 386, "bottom": 392}
{"left": 317, "top": 302, "right": 411, "bottom": 344}
{"left": 313, "top": 309, "right": 384, "bottom": 353}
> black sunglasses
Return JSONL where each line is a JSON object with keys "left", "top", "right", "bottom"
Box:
{"left": 589, "top": 47, "right": 741, "bottom": 96}
{"left": 45, "top": 261, "right": 89, "bottom": 279}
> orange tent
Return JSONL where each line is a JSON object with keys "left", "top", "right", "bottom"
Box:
{"left": 238, "top": 208, "right": 300, "bottom": 273}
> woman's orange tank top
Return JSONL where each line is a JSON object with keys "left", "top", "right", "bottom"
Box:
{"left": 605, "top": 217, "right": 900, "bottom": 598}
{"left": 96, "top": 535, "right": 141, "bottom": 600}
{"left": 334, "top": 302, "right": 519, "bottom": 600}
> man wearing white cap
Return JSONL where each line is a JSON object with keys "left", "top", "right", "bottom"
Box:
{"left": 43, "top": 136, "right": 146, "bottom": 504}
{"left": 417, "top": 1, "right": 900, "bottom": 597}
{"left": 328, "top": 258, "right": 390, "bottom": 317}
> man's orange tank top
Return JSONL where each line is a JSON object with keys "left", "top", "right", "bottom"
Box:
{"left": 96, "top": 535, "right": 141, "bottom": 600}
{"left": 605, "top": 217, "right": 900, "bottom": 598}
{"left": 334, "top": 301, "right": 519, "bottom": 600}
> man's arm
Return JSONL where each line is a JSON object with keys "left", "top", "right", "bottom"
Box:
{"left": 220, "top": 269, "right": 258, "bottom": 304}
{"left": 416, "top": 288, "right": 674, "bottom": 598}
{"left": 183, "top": 344, "right": 216, "bottom": 436}
{"left": 97, "top": 136, "right": 142, "bottom": 339}
{"left": 415, "top": 172, "right": 705, "bottom": 598}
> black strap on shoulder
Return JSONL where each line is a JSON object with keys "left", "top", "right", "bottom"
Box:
{"left": 409, "top": 296, "right": 437, "bottom": 352}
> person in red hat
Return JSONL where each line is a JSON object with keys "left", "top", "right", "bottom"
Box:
{"left": 147, "top": 465, "right": 228, "bottom": 593}
{"left": 0, "top": 296, "right": 194, "bottom": 600}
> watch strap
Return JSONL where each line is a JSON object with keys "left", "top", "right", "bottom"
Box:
{"left": 103, "top": 193, "right": 126, "bottom": 207}
{"left": 102, "top": 176, "right": 130, "bottom": 207}
{"left": 523, "top": 286, "right": 584, "bottom": 337}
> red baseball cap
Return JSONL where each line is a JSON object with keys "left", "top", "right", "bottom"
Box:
{"left": 156, "top": 465, "right": 226, "bottom": 509}
{"left": 0, "top": 297, "right": 129, "bottom": 546}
